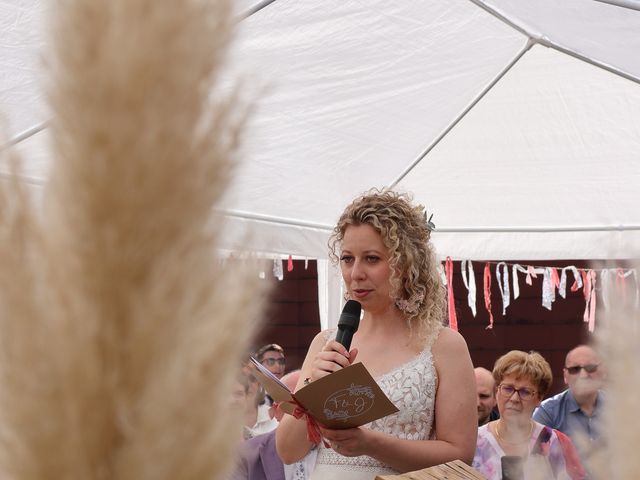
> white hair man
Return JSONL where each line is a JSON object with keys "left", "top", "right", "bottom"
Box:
{"left": 533, "top": 344, "right": 605, "bottom": 463}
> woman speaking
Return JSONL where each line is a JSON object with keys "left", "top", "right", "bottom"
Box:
{"left": 276, "top": 189, "right": 477, "bottom": 480}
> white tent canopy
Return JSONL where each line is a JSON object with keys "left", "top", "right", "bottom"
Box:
{"left": 2, "top": 1, "right": 640, "bottom": 325}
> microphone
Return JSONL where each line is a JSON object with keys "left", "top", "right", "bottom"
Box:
{"left": 500, "top": 456, "right": 524, "bottom": 480}
{"left": 335, "top": 300, "right": 361, "bottom": 351}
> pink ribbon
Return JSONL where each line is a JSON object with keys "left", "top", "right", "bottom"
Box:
{"left": 484, "top": 263, "right": 494, "bottom": 329}
{"left": 445, "top": 257, "right": 458, "bottom": 331}
{"left": 581, "top": 270, "right": 597, "bottom": 332}
{"left": 551, "top": 268, "right": 560, "bottom": 289}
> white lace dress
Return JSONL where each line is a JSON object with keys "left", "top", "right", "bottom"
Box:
{"left": 309, "top": 334, "right": 438, "bottom": 480}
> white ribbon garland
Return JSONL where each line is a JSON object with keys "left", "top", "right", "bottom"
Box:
{"left": 495, "top": 262, "right": 510, "bottom": 315}
{"left": 542, "top": 267, "right": 556, "bottom": 311}
{"left": 512, "top": 264, "right": 529, "bottom": 300}
{"left": 559, "top": 266, "right": 582, "bottom": 299}
{"left": 461, "top": 260, "right": 477, "bottom": 317}
{"left": 439, "top": 262, "right": 448, "bottom": 287}
{"left": 273, "top": 258, "right": 284, "bottom": 281}
{"left": 599, "top": 268, "right": 636, "bottom": 310}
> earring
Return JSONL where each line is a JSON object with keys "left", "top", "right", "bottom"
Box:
{"left": 395, "top": 292, "right": 424, "bottom": 314}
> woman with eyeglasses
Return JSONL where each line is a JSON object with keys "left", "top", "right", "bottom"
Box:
{"left": 472, "top": 350, "right": 585, "bottom": 480}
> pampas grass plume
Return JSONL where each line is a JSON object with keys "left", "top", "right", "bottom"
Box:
{"left": 0, "top": 0, "right": 266, "bottom": 478}
{"left": 590, "top": 261, "right": 640, "bottom": 479}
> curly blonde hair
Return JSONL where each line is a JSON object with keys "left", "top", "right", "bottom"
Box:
{"left": 492, "top": 350, "right": 553, "bottom": 397}
{"left": 328, "top": 189, "right": 445, "bottom": 346}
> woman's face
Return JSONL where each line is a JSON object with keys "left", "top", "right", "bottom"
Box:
{"left": 340, "top": 224, "right": 394, "bottom": 313}
{"left": 495, "top": 373, "right": 542, "bottom": 421}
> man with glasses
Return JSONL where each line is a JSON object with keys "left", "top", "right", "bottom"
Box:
{"left": 255, "top": 343, "right": 286, "bottom": 379}
{"left": 533, "top": 344, "right": 605, "bottom": 466}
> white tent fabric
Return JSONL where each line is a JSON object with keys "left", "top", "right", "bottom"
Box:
{"left": 2, "top": 0, "right": 640, "bottom": 326}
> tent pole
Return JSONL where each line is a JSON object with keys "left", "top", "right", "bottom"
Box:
{"left": 217, "top": 208, "right": 333, "bottom": 231}
{"left": 3, "top": 2, "right": 277, "bottom": 150}
{"left": 592, "top": 0, "right": 640, "bottom": 11}
{"left": 390, "top": 40, "right": 533, "bottom": 188}
{"left": 1, "top": 121, "right": 48, "bottom": 151}
{"left": 218, "top": 209, "right": 640, "bottom": 234}
{"left": 467, "top": 0, "right": 640, "bottom": 86}
{"left": 433, "top": 225, "right": 640, "bottom": 233}
{"left": 237, "top": 0, "right": 278, "bottom": 21}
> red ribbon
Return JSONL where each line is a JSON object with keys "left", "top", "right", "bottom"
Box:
{"left": 445, "top": 256, "right": 458, "bottom": 331}
{"left": 276, "top": 399, "right": 330, "bottom": 447}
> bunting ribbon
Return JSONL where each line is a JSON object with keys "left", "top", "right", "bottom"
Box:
{"left": 445, "top": 257, "right": 458, "bottom": 331}
{"left": 484, "top": 263, "right": 494, "bottom": 329}
{"left": 581, "top": 270, "right": 597, "bottom": 332}
{"left": 513, "top": 265, "right": 544, "bottom": 300}
{"left": 287, "top": 255, "right": 294, "bottom": 272}
{"left": 542, "top": 267, "right": 560, "bottom": 310}
{"left": 495, "top": 262, "right": 510, "bottom": 315}
{"left": 559, "top": 266, "right": 582, "bottom": 299}
{"left": 273, "top": 258, "right": 284, "bottom": 281}
{"left": 616, "top": 268, "right": 633, "bottom": 304}
{"left": 461, "top": 260, "right": 477, "bottom": 317}
{"left": 512, "top": 264, "right": 526, "bottom": 300}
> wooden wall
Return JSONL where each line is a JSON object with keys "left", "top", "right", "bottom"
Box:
{"left": 252, "top": 258, "right": 628, "bottom": 397}
{"left": 454, "top": 260, "right": 594, "bottom": 396}
{"left": 251, "top": 260, "right": 321, "bottom": 372}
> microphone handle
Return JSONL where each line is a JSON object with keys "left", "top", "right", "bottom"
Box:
{"left": 335, "top": 328, "right": 355, "bottom": 351}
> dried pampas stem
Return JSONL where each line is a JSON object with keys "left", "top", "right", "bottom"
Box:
{"left": 591, "top": 263, "right": 640, "bottom": 479}
{"left": 0, "top": 0, "right": 265, "bottom": 479}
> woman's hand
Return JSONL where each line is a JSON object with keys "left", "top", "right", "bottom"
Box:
{"left": 309, "top": 340, "right": 358, "bottom": 382}
{"left": 320, "top": 425, "right": 374, "bottom": 457}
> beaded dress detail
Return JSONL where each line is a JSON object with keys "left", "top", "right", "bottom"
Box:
{"left": 309, "top": 331, "right": 438, "bottom": 480}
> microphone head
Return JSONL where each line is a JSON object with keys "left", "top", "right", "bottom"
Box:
{"left": 338, "top": 300, "right": 361, "bottom": 331}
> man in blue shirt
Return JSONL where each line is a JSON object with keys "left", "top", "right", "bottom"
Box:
{"left": 533, "top": 344, "right": 605, "bottom": 468}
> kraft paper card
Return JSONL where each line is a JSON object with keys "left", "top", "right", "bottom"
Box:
{"left": 249, "top": 357, "right": 399, "bottom": 429}
{"left": 375, "top": 460, "right": 487, "bottom": 480}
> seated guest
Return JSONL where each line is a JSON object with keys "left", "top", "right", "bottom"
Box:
{"left": 254, "top": 343, "right": 287, "bottom": 408}
{"left": 230, "top": 373, "right": 253, "bottom": 443}
{"left": 232, "top": 370, "right": 317, "bottom": 480}
{"left": 244, "top": 371, "right": 278, "bottom": 440}
{"left": 533, "top": 344, "right": 605, "bottom": 467}
{"left": 472, "top": 350, "right": 585, "bottom": 480}
{"left": 255, "top": 343, "right": 286, "bottom": 379}
{"left": 475, "top": 366, "right": 499, "bottom": 426}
